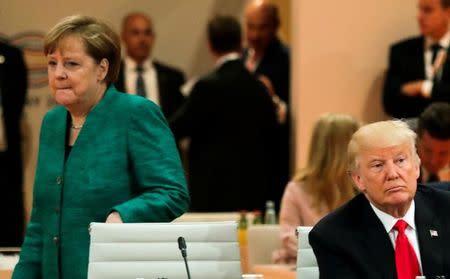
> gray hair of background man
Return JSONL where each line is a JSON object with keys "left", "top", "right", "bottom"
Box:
{"left": 417, "top": 102, "right": 450, "bottom": 140}
{"left": 348, "top": 120, "right": 420, "bottom": 171}
{"left": 207, "top": 15, "right": 242, "bottom": 54}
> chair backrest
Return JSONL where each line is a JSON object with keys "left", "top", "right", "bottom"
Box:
{"left": 247, "top": 225, "right": 281, "bottom": 271}
{"left": 88, "top": 221, "right": 242, "bottom": 279}
{"left": 296, "top": 226, "right": 319, "bottom": 279}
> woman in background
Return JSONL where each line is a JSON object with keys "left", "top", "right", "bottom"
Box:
{"left": 273, "top": 113, "right": 360, "bottom": 264}
{"left": 12, "top": 15, "right": 189, "bottom": 279}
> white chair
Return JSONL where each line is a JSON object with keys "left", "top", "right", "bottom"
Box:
{"left": 88, "top": 221, "right": 242, "bottom": 279}
{"left": 296, "top": 226, "right": 319, "bottom": 279}
{"left": 247, "top": 225, "right": 281, "bottom": 271}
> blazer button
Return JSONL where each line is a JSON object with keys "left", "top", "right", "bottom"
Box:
{"left": 53, "top": 236, "right": 59, "bottom": 244}
{"left": 54, "top": 207, "right": 60, "bottom": 214}
{"left": 56, "top": 176, "right": 63, "bottom": 185}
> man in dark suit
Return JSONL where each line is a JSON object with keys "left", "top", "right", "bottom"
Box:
{"left": 310, "top": 120, "right": 450, "bottom": 278}
{"left": 170, "top": 15, "right": 277, "bottom": 212}
{"left": 416, "top": 102, "right": 450, "bottom": 183}
{"left": 115, "top": 12, "right": 185, "bottom": 119}
{"left": 0, "top": 41, "right": 27, "bottom": 246}
{"left": 383, "top": 0, "right": 450, "bottom": 119}
{"left": 243, "top": 0, "right": 290, "bottom": 210}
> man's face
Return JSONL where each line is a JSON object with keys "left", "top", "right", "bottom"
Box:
{"left": 121, "top": 15, "right": 154, "bottom": 63}
{"left": 245, "top": 8, "right": 276, "bottom": 53}
{"left": 351, "top": 143, "right": 420, "bottom": 216}
{"left": 417, "top": 131, "right": 450, "bottom": 174}
{"left": 417, "top": 0, "right": 450, "bottom": 40}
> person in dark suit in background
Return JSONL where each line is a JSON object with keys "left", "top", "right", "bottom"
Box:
{"left": 416, "top": 102, "right": 450, "bottom": 183}
{"left": 383, "top": 0, "right": 450, "bottom": 119}
{"left": 170, "top": 15, "right": 277, "bottom": 212}
{"left": 310, "top": 120, "right": 450, "bottom": 278}
{"left": 115, "top": 12, "right": 185, "bottom": 119}
{"left": 243, "top": 0, "right": 290, "bottom": 210}
{"left": 0, "top": 40, "right": 27, "bottom": 247}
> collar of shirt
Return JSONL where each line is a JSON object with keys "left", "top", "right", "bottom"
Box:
{"left": 369, "top": 200, "right": 416, "bottom": 233}
{"left": 425, "top": 30, "right": 450, "bottom": 50}
{"left": 124, "top": 56, "right": 154, "bottom": 73}
{"left": 215, "top": 52, "right": 241, "bottom": 68}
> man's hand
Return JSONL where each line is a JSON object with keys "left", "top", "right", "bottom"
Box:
{"left": 401, "top": 80, "right": 424, "bottom": 96}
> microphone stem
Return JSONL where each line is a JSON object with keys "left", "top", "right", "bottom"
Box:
{"left": 183, "top": 256, "right": 192, "bottom": 279}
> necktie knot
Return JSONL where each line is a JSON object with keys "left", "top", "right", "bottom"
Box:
{"left": 431, "top": 43, "right": 442, "bottom": 52}
{"left": 136, "top": 64, "right": 144, "bottom": 73}
{"left": 430, "top": 43, "right": 442, "bottom": 64}
{"left": 394, "top": 219, "right": 408, "bottom": 234}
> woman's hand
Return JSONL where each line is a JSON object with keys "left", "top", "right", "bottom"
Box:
{"left": 105, "top": 211, "right": 123, "bottom": 223}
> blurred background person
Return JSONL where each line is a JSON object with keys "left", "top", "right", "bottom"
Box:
{"left": 170, "top": 15, "right": 277, "bottom": 212}
{"left": 0, "top": 40, "right": 27, "bottom": 247}
{"left": 383, "top": 0, "right": 450, "bottom": 119}
{"left": 243, "top": 0, "right": 290, "bottom": 211}
{"left": 12, "top": 15, "right": 188, "bottom": 279}
{"left": 115, "top": 12, "right": 185, "bottom": 119}
{"left": 272, "top": 113, "right": 359, "bottom": 264}
{"left": 417, "top": 102, "right": 450, "bottom": 182}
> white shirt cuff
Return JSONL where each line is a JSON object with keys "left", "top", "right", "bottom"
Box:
{"left": 421, "top": 80, "right": 433, "bottom": 98}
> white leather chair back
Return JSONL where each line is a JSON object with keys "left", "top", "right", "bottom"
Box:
{"left": 296, "top": 226, "right": 319, "bottom": 279}
{"left": 88, "top": 221, "right": 242, "bottom": 279}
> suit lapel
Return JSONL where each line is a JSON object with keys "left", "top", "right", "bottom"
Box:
{"left": 115, "top": 61, "right": 126, "bottom": 92}
{"left": 415, "top": 37, "right": 426, "bottom": 79}
{"left": 154, "top": 62, "right": 168, "bottom": 116}
{"left": 360, "top": 197, "right": 397, "bottom": 279}
{"left": 415, "top": 187, "right": 444, "bottom": 276}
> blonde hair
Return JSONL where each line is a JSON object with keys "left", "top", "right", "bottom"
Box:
{"left": 293, "top": 113, "right": 360, "bottom": 210}
{"left": 44, "top": 15, "right": 121, "bottom": 85}
{"left": 348, "top": 120, "right": 419, "bottom": 172}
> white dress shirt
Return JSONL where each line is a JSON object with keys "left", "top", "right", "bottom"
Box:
{"left": 422, "top": 31, "right": 450, "bottom": 97}
{"left": 124, "top": 56, "right": 160, "bottom": 105}
{"left": 370, "top": 200, "right": 423, "bottom": 274}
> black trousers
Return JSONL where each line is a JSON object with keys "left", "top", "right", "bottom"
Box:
{"left": 0, "top": 150, "right": 24, "bottom": 247}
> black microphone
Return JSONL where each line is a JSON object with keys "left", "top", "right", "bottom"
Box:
{"left": 177, "top": 236, "right": 192, "bottom": 279}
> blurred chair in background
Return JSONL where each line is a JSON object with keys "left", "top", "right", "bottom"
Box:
{"left": 296, "top": 226, "right": 318, "bottom": 279}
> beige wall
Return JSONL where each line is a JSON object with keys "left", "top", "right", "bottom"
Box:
{"left": 292, "top": 0, "right": 418, "bottom": 171}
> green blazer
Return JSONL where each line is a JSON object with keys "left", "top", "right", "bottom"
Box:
{"left": 12, "top": 86, "right": 189, "bottom": 279}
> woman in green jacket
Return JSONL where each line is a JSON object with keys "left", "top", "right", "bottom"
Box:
{"left": 12, "top": 15, "right": 189, "bottom": 279}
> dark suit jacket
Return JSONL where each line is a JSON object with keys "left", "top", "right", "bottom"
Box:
{"left": 115, "top": 60, "right": 185, "bottom": 119}
{"left": 170, "top": 59, "right": 278, "bottom": 212}
{"left": 310, "top": 185, "right": 450, "bottom": 279}
{"left": 0, "top": 41, "right": 27, "bottom": 246}
{"left": 243, "top": 37, "right": 291, "bottom": 209}
{"left": 426, "top": 181, "right": 450, "bottom": 191}
{"left": 383, "top": 36, "right": 450, "bottom": 118}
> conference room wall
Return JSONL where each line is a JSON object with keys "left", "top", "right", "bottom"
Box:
{"left": 291, "top": 0, "right": 417, "bottom": 170}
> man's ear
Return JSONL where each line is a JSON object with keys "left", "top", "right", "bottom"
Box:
{"left": 351, "top": 171, "right": 366, "bottom": 193}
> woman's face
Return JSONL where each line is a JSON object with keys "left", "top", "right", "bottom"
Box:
{"left": 47, "top": 35, "right": 108, "bottom": 108}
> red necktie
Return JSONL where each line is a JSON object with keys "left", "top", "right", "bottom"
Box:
{"left": 394, "top": 219, "right": 421, "bottom": 279}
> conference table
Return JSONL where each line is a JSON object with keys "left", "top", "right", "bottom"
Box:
{"left": 253, "top": 264, "right": 296, "bottom": 279}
